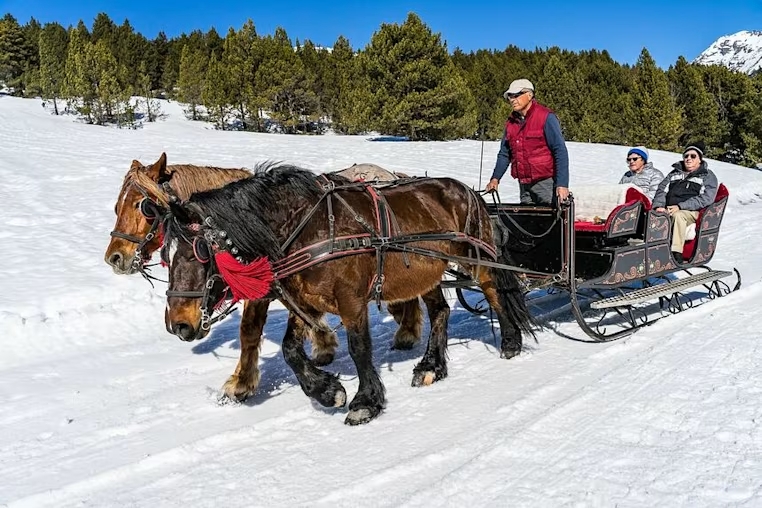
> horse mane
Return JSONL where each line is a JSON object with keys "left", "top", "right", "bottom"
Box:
{"left": 189, "top": 162, "right": 330, "bottom": 260}
{"left": 128, "top": 163, "right": 252, "bottom": 206}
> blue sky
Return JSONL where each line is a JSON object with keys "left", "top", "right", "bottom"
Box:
{"left": 2, "top": 0, "right": 761, "bottom": 68}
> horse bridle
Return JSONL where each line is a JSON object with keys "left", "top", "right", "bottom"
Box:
{"left": 109, "top": 181, "right": 165, "bottom": 272}
{"left": 163, "top": 222, "right": 236, "bottom": 331}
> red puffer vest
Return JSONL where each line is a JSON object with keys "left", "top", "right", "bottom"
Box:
{"left": 505, "top": 102, "right": 555, "bottom": 184}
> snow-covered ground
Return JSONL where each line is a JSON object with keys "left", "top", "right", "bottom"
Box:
{"left": 2, "top": 96, "right": 762, "bottom": 507}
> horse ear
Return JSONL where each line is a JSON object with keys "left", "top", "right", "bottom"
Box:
{"left": 146, "top": 152, "right": 170, "bottom": 181}
{"left": 130, "top": 159, "right": 142, "bottom": 171}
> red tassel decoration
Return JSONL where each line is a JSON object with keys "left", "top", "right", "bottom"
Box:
{"left": 214, "top": 251, "right": 275, "bottom": 301}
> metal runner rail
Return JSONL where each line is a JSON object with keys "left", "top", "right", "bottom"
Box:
{"left": 590, "top": 269, "right": 734, "bottom": 309}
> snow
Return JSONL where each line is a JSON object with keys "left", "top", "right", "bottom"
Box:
{"left": 2, "top": 96, "right": 762, "bottom": 507}
{"left": 694, "top": 30, "right": 762, "bottom": 74}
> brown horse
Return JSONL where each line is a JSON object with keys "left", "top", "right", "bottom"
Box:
{"left": 106, "top": 154, "right": 423, "bottom": 401}
{"left": 159, "top": 163, "right": 534, "bottom": 424}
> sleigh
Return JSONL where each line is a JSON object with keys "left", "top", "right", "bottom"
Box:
{"left": 458, "top": 183, "right": 740, "bottom": 340}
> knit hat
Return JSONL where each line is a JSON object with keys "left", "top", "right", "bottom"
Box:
{"left": 627, "top": 146, "right": 649, "bottom": 161}
{"left": 683, "top": 141, "right": 706, "bottom": 159}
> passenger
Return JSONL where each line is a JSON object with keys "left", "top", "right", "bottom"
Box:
{"left": 652, "top": 141, "right": 718, "bottom": 264}
{"left": 619, "top": 146, "right": 664, "bottom": 199}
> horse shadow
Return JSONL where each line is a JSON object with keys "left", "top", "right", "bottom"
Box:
{"left": 191, "top": 304, "right": 440, "bottom": 406}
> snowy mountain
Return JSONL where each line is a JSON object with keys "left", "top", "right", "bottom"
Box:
{"left": 3, "top": 96, "right": 762, "bottom": 506}
{"left": 694, "top": 30, "right": 762, "bottom": 74}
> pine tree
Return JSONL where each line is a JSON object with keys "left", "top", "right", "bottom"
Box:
{"left": 624, "top": 48, "right": 682, "bottom": 150}
{"left": 255, "top": 27, "right": 319, "bottom": 133}
{"left": 177, "top": 44, "right": 207, "bottom": 120}
{"left": 39, "top": 22, "right": 68, "bottom": 114}
{"left": 668, "top": 56, "right": 721, "bottom": 151}
{"left": 361, "top": 13, "right": 476, "bottom": 140}
{"left": 137, "top": 60, "right": 162, "bottom": 122}
{"left": 202, "top": 52, "right": 230, "bottom": 129}
{"left": 222, "top": 20, "right": 261, "bottom": 130}
{"left": 64, "top": 22, "right": 96, "bottom": 122}
{"left": 0, "top": 14, "right": 29, "bottom": 93}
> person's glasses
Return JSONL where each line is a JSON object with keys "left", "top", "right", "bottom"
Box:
{"left": 506, "top": 91, "right": 528, "bottom": 100}
{"left": 683, "top": 153, "right": 700, "bottom": 160}
{"left": 626, "top": 157, "right": 641, "bottom": 163}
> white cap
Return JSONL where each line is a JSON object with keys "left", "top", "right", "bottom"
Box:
{"left": 503, "top": 79, "right": 535, "bottom": 98}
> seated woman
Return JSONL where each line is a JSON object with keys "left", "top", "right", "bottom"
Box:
{"left": 619, "top": 146, "right": 664, "bottom": 199}
{"left": 652, "top": 141, "right": 719, "bottom": 263}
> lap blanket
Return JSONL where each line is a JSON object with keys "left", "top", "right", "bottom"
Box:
{"left": 572, "top": 184, "right": 647, "bottom": 223}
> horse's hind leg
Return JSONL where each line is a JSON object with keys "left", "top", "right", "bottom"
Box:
{"left": 282, "top": 313, "right": 347, "bottom": 409}
{"left": 477, "top": 262, "right": 535, "bottom": 359}
{"left": 388, "top": 298, "right": 423, "bottom": 350}
{"left": 308, "top": 316, "right": 339, "bottom": 366}
{"left": 412, "top": 286, "right": 450, "bottom": 387}
{"left": 221, "top": 298, "right": 271, "bottom": 401}
{"left": 341, "top": 301, "right": 385, "bottom": 425}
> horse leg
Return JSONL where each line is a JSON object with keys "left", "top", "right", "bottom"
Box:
{"left": 307, "top": 317, "right": 338, "bottom": 366}
{"left": 282, "top": 312, "right": 347, "bottom": 409}
{"left": 477, "top": 262, "right": 535, "bottom": 359}
{"left": 412, "top": 286, "right": 450, "bottom": 387}
{"left": 220, "top": 299, "right": 271, "bottom": 401}
{"left": 342, "top": 301, "right": 385, "bottom": 425}
{"left": 388, "top": 298, "right": 423, "bottom": 350}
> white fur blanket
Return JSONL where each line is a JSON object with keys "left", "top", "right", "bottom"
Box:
{"left": 572, "top": 184, "right": 642, "bottom": 222}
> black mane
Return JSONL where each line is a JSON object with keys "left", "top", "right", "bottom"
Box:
{"left": 186, "top": 162, "right": 337, "bottom": 260}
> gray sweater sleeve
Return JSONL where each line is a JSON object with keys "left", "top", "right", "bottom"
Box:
{"left": 651, "top": 174, "right": 671, "bottom": 208}
{"left": 648, "top": 167, "right": 665, "bottom": 198}
{"left": 679, "top": 171, "right": 719, "bottom": 211}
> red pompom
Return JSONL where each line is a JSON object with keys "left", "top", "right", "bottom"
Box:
{"left": 214, "top": 251, "right": 274, "bottom": 301}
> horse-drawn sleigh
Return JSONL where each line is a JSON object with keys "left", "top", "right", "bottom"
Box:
{"left": 105, "top": 154, "right": 740, "bottom": 424}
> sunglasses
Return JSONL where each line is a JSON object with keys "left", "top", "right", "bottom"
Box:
{"left": 626, "top": 157, "right": 641, "bottom": 162}
{"left": 506, "top": 91, "right": 528, "bottom": 100}
{"left": 683, "top": 153, "right": 700, "bottom": 160}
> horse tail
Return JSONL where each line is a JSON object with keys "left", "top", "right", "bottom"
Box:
{"left": 489, "top": 253, "right": 537, "bottom": 338}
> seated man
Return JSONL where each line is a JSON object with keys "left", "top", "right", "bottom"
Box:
{"left": 619, "top": 146, "right": 664, "bottom": 199}
{"left": 652, "top": 141, "right": 719, "bottom": 263}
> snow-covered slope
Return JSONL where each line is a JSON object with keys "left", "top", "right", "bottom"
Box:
{"left": 2, "top": 96, "right": 762, "bottom": 507}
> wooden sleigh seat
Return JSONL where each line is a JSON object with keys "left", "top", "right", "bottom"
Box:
{"left": 681, "top": 183, "right": 729, "bottom": 263}
{"left": 572, "top": 184, "right": 651, "bottom": 238}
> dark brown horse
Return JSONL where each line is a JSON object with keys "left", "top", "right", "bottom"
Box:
{"left": 106, "top": 154, "right": 423, "bottom": 401}
{"left": 160, "top": 163, "right": 534, "bottom": 424}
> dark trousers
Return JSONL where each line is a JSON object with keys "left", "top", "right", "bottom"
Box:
{"left": 519, "top": 178, "right": 555, "bottom": 205}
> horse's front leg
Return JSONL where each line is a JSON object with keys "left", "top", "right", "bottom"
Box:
{"left": 221, "top": 298, "right": 270, "bottom": 401}
{"left": 342, "top": 302, "right": 386, "bottom": 425}
{"left": 282, "top": 312, "right": 347, "bottom": 409}
{"left": 412, "top": 286, "right": 450, "bottom": 387}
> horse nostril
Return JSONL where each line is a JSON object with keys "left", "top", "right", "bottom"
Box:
{"left": 172, "top": 322, "right": 195, "bottom": 341}
{"left": 108, "top": 252, "right": 123, "bottom": 268}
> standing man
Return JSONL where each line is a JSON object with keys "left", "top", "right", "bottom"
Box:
{"left": 485, "top": 79, "right": 570, "bottom": 205}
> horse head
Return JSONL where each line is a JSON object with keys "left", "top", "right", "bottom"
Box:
{"left": 105, "top": 152, "right": 172, "bottom": 274}
{"left": 163, "top": 201, "right": 232, "bottom": 342}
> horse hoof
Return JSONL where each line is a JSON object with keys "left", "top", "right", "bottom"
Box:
{"left": 411, "top": 371, "right": 436, "bottom": 387}
{"left": 221, "top": 377, "right": 256, "bottom": 402}
{"left": 344, "top": 407, "right": 379, "bottom": 426}
{"left": 500, "top": 348, "right": 521, "bottom": 360}
{"left": 312, "top": 351, "right": 335, "bottom": 367}
{"left": 334, "top": 389, "right": 347, "bottom": 408}
{"left": 315, "top": 382, "right": 346, "bottom": 408}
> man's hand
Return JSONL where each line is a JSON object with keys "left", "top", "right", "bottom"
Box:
{"left": 655, "top": 207, "right": 667, "bottom": 213}
{"left": 485, "top": 178, "right": 499, "bottom": 192}
{"left": 667, "top": 205, "right": 680, "bottom": 216}
{"left": 556, "top": 186, "right": 569, "bottom": 202}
